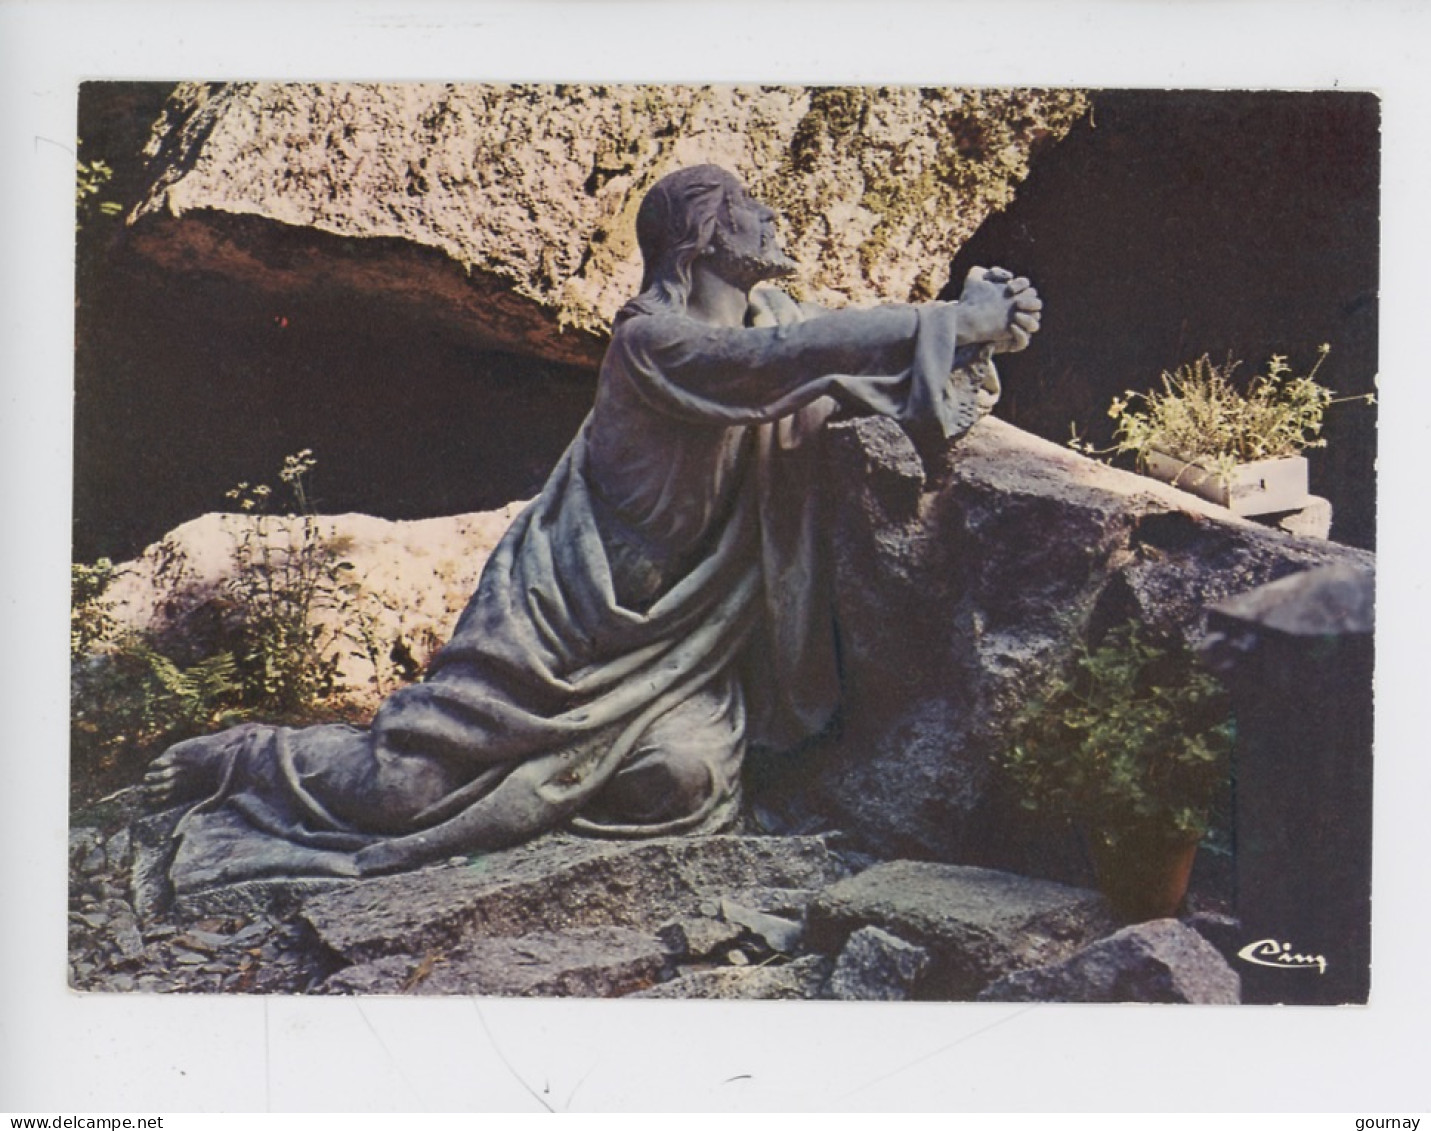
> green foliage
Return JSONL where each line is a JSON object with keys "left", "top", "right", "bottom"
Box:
{"left": 71, "top": 637, "right": 247, "bottom": 797}
{"left": 1000, "top": 623, "right": 1234, "bottom": 847}
{"left": 69, "top": 450, "right": 421, "bottom": 802}
{"left": 75, "top": 155, "right": 122, "bottom": 231}
{"left": 221, "top": 450, "right": 345, "bottom": 714}
{"left": 1071, "top": 345, "right": 1373, "bottom": 485}
{"left": 335, "top": 583, "right": 415, "bottom": 698}
{"left": 71, "top": 550, "right": 247, "bottom": 799}
{"left": 71, "top": 557, "right": 118, "bottom": 659}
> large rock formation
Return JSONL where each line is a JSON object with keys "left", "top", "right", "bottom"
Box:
{"left": 100, "top": 503, "right": 528, "bottom": 710}
{"left": 783, "top": 415, "right": 1373, "bottom": 871}
{"left": 125, "top": 83, "right": 1089, "bottom": 367}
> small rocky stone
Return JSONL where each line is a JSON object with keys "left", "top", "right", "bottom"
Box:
{"left": 229, "top": 922, "right": 270, "bottom": 946}
{"left": 719, "top": 898, "right": 802, "bottom": 954}
{"left": 1183, "top": 911, "right": 1243, "bottom": 967}
{"left": 723, "top": 886, "right": 819, "bottom": 920}
{"left": 70, "top": 828, "right": 102, "bottom": 868}
{"left": 633, "top": 956, "right": 831, "bottom": 1000}
{"left": 110, "top": 914, "right": 146, "bottom": 961}
{"left": 1272, "top": 496, "right": 1333, "bottom": 540}
{"left": 184, "top": 928, "right": 235, "bottom": 949}
{"left": 826, "top": 926, "right": 931, "bottom": 1001}
{"left": 657, "top": 917, "right": 744, "bottom": 960}
{"left": 807, "top": 861, "right": 1115, "bottom": 999}
{"left": 977, "top": 919, "right": 1241, "bottom": 1004}
{"left": 105, "top": 828, "right": 133, "bottom": 871}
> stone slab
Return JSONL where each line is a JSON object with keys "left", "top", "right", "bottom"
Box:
{"left": 806, "top": 861, "right": 1115, "bottom": 999}
{"left": 303, "top": 834, "right": 842, "bottom": 963}
{"left": 321, "top": 925, "right": 668, "bottom": 997}
{"left": 977, "top": 918, "right": 1241, "bottom": 1004}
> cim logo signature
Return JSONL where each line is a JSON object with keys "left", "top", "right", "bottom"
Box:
{"left": 1236, "top": 937, "right": 1328, "bottom": 975}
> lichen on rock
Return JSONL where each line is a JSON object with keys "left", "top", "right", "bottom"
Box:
{"left": 126, "top": 82, "right": 1088, "bottom": 366}
{"left": 768, "top": 86, "right": 1089, "bottom": 304}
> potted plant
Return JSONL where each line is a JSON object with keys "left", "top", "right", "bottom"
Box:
{"left": 1072, "top": 344, "right": 1370, "bottom": 517}
{"left": 1000, "top": 622, "right": 1234, "bottom": 922}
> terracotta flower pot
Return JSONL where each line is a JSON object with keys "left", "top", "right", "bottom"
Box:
{"left": 1089, "top": 829, "right": 1201, "bottom": 922}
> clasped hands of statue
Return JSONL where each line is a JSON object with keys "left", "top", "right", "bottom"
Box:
{"left": 955, "top": 265, "right": 1042, "bottom": 353}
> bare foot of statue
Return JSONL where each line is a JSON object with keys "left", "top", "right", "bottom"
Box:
{"left": 144, "top": 725, "right": 260, "bottom": 806}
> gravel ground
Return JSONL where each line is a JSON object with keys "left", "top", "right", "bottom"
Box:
{"left": 68, "top": 792, "right": 337, "bottom": 994}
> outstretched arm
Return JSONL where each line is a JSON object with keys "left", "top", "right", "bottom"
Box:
{"left": 614, "top": 268, "right": 1039, "bottom": 427}
{"left": 749, "top": 268, "right": 1041, "bottom": 350}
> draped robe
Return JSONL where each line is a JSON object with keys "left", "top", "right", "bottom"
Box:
{"left": 162, "top": 299, "right": 996, "bottom": 892}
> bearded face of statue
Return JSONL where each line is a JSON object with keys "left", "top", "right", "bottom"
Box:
{"left": 624, "top": 166, "right": 799, "bottom": 321}
{"left": 704, "top": 180, "right": 797, "bottom": 291}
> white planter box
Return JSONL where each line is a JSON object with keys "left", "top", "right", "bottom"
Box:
{"left": 1143, "top": 450, "right": 1310, "bottom": 517}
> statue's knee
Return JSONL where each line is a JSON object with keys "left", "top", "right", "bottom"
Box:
{"left": 595, "top": 746, "right": 719, "bottom": 826}
{"left": 590, "top": 681, "right": 745, "bottom": 827}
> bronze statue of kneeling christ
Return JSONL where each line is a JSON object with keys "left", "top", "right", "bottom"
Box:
{"left": 145, "top": 164, "right": 1043, "bottom": 891}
